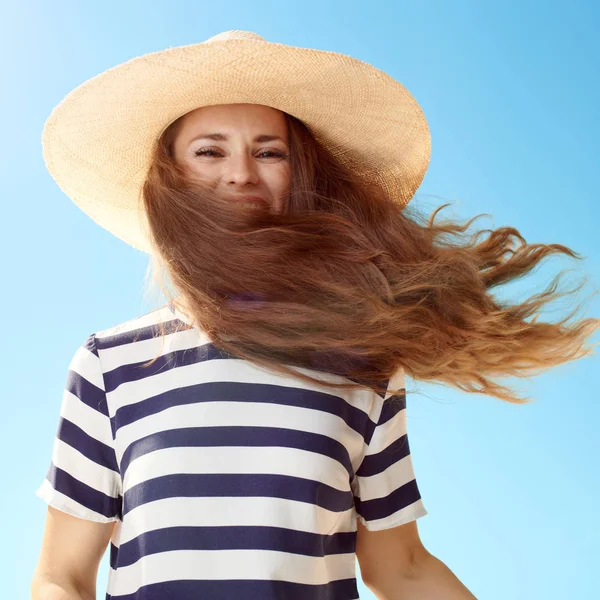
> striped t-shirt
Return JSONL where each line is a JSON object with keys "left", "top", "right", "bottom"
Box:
{"left": 36, "top": 303, "right": 427, "bottom": 600}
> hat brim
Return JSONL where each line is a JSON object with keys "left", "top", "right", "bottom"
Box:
{"left": 42, "top": 37, "right": 431, "bottom": 253}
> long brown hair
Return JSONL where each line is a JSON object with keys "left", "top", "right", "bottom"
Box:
{"left": 139, "top": 108, "right": 599, "bottom": 403}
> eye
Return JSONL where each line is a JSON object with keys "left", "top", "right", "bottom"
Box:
{"left": 194, "top": 148, "right": 288, "bottom": 159}
{"left": 194, "top": 148, "right": 222, "bottom": 157}
{"left": 257, "top": 150, "right": 288, "bottom": 159}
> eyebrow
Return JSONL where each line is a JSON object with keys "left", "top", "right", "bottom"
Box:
{"left": 188, "top": 133, "right": 287, "bottom": 145}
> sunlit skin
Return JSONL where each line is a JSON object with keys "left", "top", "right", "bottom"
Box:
{"left": 172, "top": 103, "right": 291, "bottom": 213}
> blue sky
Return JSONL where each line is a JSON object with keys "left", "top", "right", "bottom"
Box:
{"left": 3, "top": 1, "right": 599, "bottom": 598}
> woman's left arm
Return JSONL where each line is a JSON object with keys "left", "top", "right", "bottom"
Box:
{"left": 357, "top": 520, "right": 477, "bottom": 599}
{"left": 365, "top": 549, "right": 478, "bottom": 600}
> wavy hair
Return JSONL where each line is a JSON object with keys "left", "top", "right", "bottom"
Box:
{"left": 139, "top": 108, "right": 599, "bottom": 403}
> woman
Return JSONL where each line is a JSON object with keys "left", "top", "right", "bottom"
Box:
{"left": 32, "top": 31, "right": 598, "bottom": 600}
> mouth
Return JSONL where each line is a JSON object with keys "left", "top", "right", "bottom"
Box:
{"left": 229, "top": 196, "right": 269, "bottom": 209}
{"left": 229, "top": 195, "right": 266, "bottom": 202}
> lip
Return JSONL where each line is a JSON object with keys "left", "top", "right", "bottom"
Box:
{"left": 228, "top": 195, "right": 268, "bottom": 205}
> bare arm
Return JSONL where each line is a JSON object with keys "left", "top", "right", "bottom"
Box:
{"left": 357, "top": 519, "right": 476, "bottom": 599}
{"left": 31, "top": 580, "right": 92, "bottom": 600}
{"left": 364, "top": 547, "right": 477, "bottom": 600}
{"left": 31, "top": 506, "right": 116, "bottom": 600}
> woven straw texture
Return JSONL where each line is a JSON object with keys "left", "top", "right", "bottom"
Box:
{"left": 41, "top": 30, "right": 431, "bottom": 253}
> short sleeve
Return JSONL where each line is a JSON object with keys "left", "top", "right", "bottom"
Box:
{"left": 35, "top": 333, "right": 123, "bottom": 523}
{"left": 352, "top": 366, "right": 427, "bottom": 531}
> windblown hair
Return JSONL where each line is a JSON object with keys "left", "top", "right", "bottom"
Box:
{"left": 139, "top": 109, "right": 599, "bottom": 403}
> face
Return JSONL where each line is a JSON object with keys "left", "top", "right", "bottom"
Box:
{"left": 172, "top": 103, "right": 291, "bottom": 212}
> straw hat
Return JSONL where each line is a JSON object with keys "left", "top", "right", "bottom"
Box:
{"left": 41, "top": 29, "right": 431, "bottom": 254}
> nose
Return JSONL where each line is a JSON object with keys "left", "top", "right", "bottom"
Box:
{"left": 223, "top": 152, "right": 260, "bottom": 187}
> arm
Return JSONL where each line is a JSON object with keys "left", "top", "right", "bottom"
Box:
{"left": 357, "top": 519, "right": 477, "bottom": 600}
{"left": 365, "top": 548, "right": 477, "bottom": 600}
{"left": 31, "top": 506, "right": 116, "bottom": 600}
{"left": 31, "top": 580, "right": 91, "bottom": 600}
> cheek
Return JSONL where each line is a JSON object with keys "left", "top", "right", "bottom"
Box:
{"left": 184, "top": 159, "right": 216, "bottom": 181}
{"left": 265, "top": 166, "right": 291, "bottom": 194}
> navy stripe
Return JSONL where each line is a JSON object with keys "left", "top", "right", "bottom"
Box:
{"left": 102, "top": 333, "right": 389, "bottom": 400}
{"left": 96, "top": 316, "right": 191, "bottom": 350}
{"left": 57, "top": 417, "right": 120, "bottom": 473}
{"left": 114, "top": 380, "right": 369, "bottom": 434}
{"left": 113, "top": 379, "right": 370, "bottom": 449}
{"left": 354, "top": 478, "right": 422, "bottom": 523}
{"left": 64, "top": 368, "right": 108, "bottom": 415}
{"left": 106, "top": 577, "right": 359, "bottom": 600}
{"left": 46, "top": 463, "right": 122, "bottom": 520}
{"left": 379, "top": 391, "right": 407, "bottom": 422}
{"left": 363, "top": 389, "right": 406, "bottom": 446}
{"left": 119, "top": 425, "right": 354, "bottom": 486}
{"left": 82, "top": 333, "right": 99, "bottom": 357}
{"left": 355, "top": 433, "right": 411, "bottom": 478}
{"left": 55, "top": 416, "right": 118, "bottom": 474}
{"left": 123, "top": 472, "right": 354, "bottom": 517}
{"left": 102, "top": 343, "right": 225, "bottom": 393}
{"left": 110, "top": 542, "right": 119, "bottom": 570}
{"left": 112, "top": 525, "right": 357, "bottom": 568}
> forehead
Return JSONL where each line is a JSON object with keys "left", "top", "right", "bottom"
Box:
{"left": 178, "top": 103, "right": 288, "bottom": 138}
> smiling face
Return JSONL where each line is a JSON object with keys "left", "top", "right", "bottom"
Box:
{"left": 172, "top": 103, "right": 291, "bottom": 212}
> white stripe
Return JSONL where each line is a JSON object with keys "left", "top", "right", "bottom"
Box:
{"left": 384, "top": 365, "right": 406, "bottom": 401}
{"left": 118, "top": 495, "right": 349, "bottom": 546}
{"left": 52, "top": 438, "right": 121, "bottom": 497}
{"left": 124, "top": 444, "right": 350, "bottom": 492}
{"left": 106, "top": 548, "right": 357, "bottom": 597}
{"left": 99, "top": 324, "right": 210, "bottom": 372}
{"left": 115, "top": 400, "right": 365, "bottom": 471}
{"left": 60, "top": 388, "right": 114, "bottom": 446}
{"left": 356, "top": 498, "right": 428, "bottom": 532}
{"left": 35, "top": 479, "right": 119, "bottom": 524}
{"left": 107, "top": 354, "right": 374, "bottom": 420}
{"left": 69, "top": 344, "right": 105, "bottom": 391}
{"left": 363, "top": 404, "right": 407, "bottom": 455}
{"left": 353, "top": 453, "right": 419, "bottom": 502}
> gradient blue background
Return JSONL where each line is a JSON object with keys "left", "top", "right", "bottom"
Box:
{"left": 3, "top": 1, "right": 598, "bottom": 598}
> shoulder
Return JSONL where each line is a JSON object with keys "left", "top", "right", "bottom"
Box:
{"left": 94, "top": 305, "right": 174, "bottom": 340}
{"left": 87, "top": 305, "right": 188, "bottom": 374}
